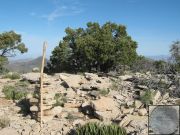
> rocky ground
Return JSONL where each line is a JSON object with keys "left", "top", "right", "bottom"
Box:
{"left": 0, "top": 72, "right": 180, "bottom": 135}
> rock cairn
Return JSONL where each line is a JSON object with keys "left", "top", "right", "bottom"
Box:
{"left": 27, "top": 74, "right": 62, "bottom": 123}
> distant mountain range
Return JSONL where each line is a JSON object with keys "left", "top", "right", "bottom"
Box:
{"left": 5, "top": 57, "right": 48, "bottom": 73}
{"left": 147, "top": 55, "right": 170, "bottom": 61}
{"left": 5, "top": 55, "right": 170, "bottom": 73}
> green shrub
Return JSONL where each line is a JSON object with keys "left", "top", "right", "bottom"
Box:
{"left": 2, "top": 85, "right": 27, "bottom": 100}
{"left": 140, "top": 90, "right": 154, "bottom": 106}
{"left": 2, "top": 86, "right": 16, "bottom": 99}
{"left": 74, "top": 123, "right": 127, "bottom": 135}
{"left": 0, "top": 116, "right": 10, "bottom": 128}
{"left": 3, "top": 72, "right": 20, "bottom": 80}
{"left": 15, "top": 81, "right": 29, "bottom": 88}
{"left": 53, "top": 93, "right": 67, "bottom": 107}
{"left": 99, "top": 89, "right": 110, "bottom": 96}
{"left": 14, "top": 91, "right": 27, "bottom": 100}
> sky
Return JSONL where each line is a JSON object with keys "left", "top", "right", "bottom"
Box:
{"left": 0, "top": 0, "right": 180, "bottom": 59}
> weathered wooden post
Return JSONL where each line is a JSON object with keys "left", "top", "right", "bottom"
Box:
{"left": 40, "top": 42, "right": 47, "bottom": 128}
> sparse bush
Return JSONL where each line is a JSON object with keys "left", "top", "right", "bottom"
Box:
{"left": 53, "top": 93, "right": 67, "bottom": 107}
{"left": 73, "top": 122, "right": 127, "bottom": 135}
{"left": 2, "top": 85, "right": 27, "bottom": 100}
{"left": 140, "top": 90, "right": 154, "bottom": 106}
{"left": 110, "top": 78, "right": 124, "bottom": 94}
{"left": 14, "top": 91, "right": 27, "bottom": 100}
{"left": 111, "top": 80, "right": 119, "bottom": 90}
{"left": 2, "top": 86, "right": 16, "bottom": 100}
{"left": 99, "top": 89, "right": 110, "bottom": 96}
{"left": 15, "top": 81, "right": 30, "bottom": 88}
{"left": 0, "top": 116, "right": 10, "bottom": 128}
{"left": 131, "top": 56, "right": 155, "bottom": 73}
{"left": 153, "top": 60, "right": 167, "bottom": 74}
{"left": 3, "top": 72, "right": 20, "bottom": 80}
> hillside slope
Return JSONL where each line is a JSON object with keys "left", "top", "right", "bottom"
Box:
{"left": 5, "top": 57, "right": 48, "bottom": 73}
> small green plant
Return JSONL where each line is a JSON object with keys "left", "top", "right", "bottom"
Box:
{"left": 74, "top": 122, "right": 127, "bottom": 135}
{"left": 140, "top": 90, "right": 154, "bottom": 106}
{"left": 53, "top": 93, "right": 67, "bottom": 107}
{"left": 2, "top": 86, "right": 16, "bottom": 99}
{"left": 15, "top": 81, "right": 29, "bottom": 88}
{"left": 2, "top": 85, "right": 27, "bottom": 100}
{"left": 0, "top": 116, "right": 10, "bottom": 128}
{"left": 99, "top": 89, "right": 110, "bottom": 96}
{"left": 3, "top": 72, "right": 20, "bottom": 80}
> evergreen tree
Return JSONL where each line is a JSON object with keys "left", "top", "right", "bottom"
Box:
{"left": 48, "top": 22, "right": 138, "bottom": 73}
{"left": 0, "top": 31, "right": 27, "bottom": 72}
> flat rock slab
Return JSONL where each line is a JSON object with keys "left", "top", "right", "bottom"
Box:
{"left": 149, "top": 106, "right": 179, "bottom": 134}
{"left": 0, "top": 127, "right": 19, "bottom": 135}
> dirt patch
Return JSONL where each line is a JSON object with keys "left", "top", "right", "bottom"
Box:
{"left": 0, "top": 98, "right": 12, "bottom": 106}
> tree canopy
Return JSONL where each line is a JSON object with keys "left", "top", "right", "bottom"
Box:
{"left": 47, "top": 22, "right": 138, "bottom": 73}
{"left": 0, "top": 31, "right": 28, "bottom": 71}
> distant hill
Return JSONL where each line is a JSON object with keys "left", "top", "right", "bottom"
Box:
{"left": 5, "top": 57, "right": 48, "bottom": 73}
{"left": 147, "top": 55, "right": 170, "bottom": 61}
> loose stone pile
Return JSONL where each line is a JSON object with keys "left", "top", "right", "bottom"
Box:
{"left": 29, "top": 97, "right": 39, "bottom": 120}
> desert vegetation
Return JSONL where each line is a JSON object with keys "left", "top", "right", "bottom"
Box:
{"left": 71, "top": 122, "right": 127, "bottom": 135}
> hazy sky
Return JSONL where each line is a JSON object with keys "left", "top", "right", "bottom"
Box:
{"left": 0, "top": 0, "right": 180, "bottom": 59}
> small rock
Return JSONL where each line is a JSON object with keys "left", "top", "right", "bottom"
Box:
{"left": 81, "top": 102, "right": 90, "bottom": 108}
{"left": 136, "top": 85, "right": 148, "bottom": 90}
{"left": 43, "top": 100, "right": 56, "bottom": 106}
{"left": 30, "top": 105, "right": 38, "bottom": 112}
{"left": 26, "top": 93, "right": 33, "bottom": 99}
{"left": 29, "top": 98, "right": 39, "bottom": 105}
{"left": 162, "top": 93, "right": 169, "bottom": 100}
{"left": 135, "top": 100, "right": 143, "bottom": 108}
{"left": 138, "top": 108, "right": 147, "bottom": 116}
{"left": 119, "top": 116, "right": 132, "bottom": 127}
{"left": 175, "top": 98, "right": 180, "bottom": 105}
{"left": 127, "top": 100, "right": 134, "bottom": 107}
{"left": 84, "top": 73, "right": 98, "bottom": 80}
{"left": 52, "top": 106, "right": 62, "bottom": 115}
{"left": 90, "top": 97, "right": 120, "bottom": 120}
{"left": 72, "top": 119, "right": 85, "bottom": 126}
{"left": 43, "top": 93, "right": 55, "bottom": 100}
{"left": 89, "top": 90, "right": 100, "bottom": 99}
{"left": 153, "top": 91, "right": 161, "bottom": 104}
{"left": 13, "top": 106, "right": 21, "bottom": 112}
{"left": 96, "top": 80, "right": 101, "bottom": 83}
{"left": 113, "top": 95, "right": 124, "bottom": 100}
{"left": 119, "top": 75, "right": 132, "bottom": 81}
{"left": 122, "top": 108, "right": 134, "bottom": 114}
{"left": 80, "top": 84, "right": 91, "bottom": 91}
